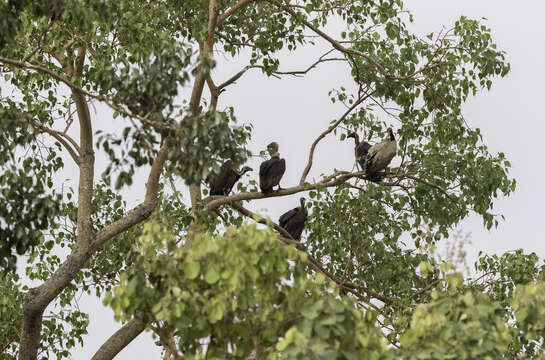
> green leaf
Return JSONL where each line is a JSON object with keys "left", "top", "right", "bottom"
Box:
{"left": 183, "top": 261, "right": 200, "bottom": 280}
{"left": 204, "top": 266, "right": 220, "bottom": 284}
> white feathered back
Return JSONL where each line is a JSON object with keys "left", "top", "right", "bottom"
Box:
{"left": 365, "top": 129, "right": 397, "bottom": 174}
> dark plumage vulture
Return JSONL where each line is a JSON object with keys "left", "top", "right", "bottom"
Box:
{"left": 365, "top": 128, "right": 397, "bottom": 180}
{"left": 209, "top": 160, "right": 253, "bottom": 196}
{"left": 279, "top": 198, "right": 308, "bottom": 240}
{"left": 259, "top": 142, "right": 286, "bottom": 194}
{"left": 347, "top": 132, "right": 372, "bottom": 169}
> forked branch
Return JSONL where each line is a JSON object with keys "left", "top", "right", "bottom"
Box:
{"left": 299, "top": 90, "right": 374, "bottom": 184}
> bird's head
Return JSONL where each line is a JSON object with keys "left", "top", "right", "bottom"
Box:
{"left": 299, "top": 197, "right": 306, "bottom": 207}
{"left": 387, "top": 128, "right": 395, "bottom": 141}
{"left": 347, "top": 132, "right": 360, "bottom": 144}
{"left": 267, "top": 142, "right": 279, "bottom": 157}
{"left": 241, "top": 166, "right": 253, "bottom": 174}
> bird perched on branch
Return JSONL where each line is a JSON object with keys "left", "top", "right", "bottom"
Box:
{"left": 364, "top": 128, "right": 397, "bottom": 181}
{"left": 279, "top": 198, "right": 308, "bottom": 240}
{"left": 209, "top": 160, "right": 253, "bottom": 196}
{"left": 259, "top": 142, "right": 286, "bottom": 194}
{"left": 347, "top": 132, "right": 372, "bottom": 169}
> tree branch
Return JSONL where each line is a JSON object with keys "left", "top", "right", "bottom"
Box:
{"left": 94, "top": 142, "right": 169, "bottom": 248}
{"left": 273, "top": 50, "right": 346, "bottom": 77}
{"left": 91, "top": 318, "right": 145, "bottom": 360}
{"left": 0, "top": 56, "right": 173, "bottom": 132}
{"left": 187, "top": 0, "right": 223, "bottom": 243}
{"left": 204, "top": 170, "right": 366, "bottom": 214}
{"left": 72, "top": 46, "right": 94, "bottom": 249}
{"left": 230, "top": 203, "right": 394, "bottom": 304}
{"left": 403, "top": 174, "right": 460, "bottom": 206}
{"left": 272, "top": 2, "right": 425, "bottom": 83}
{"left": 27, "top": 119, "right": 80, "bottom": 164}
{"left": 299, "top": 90, "right": 374, "bottom": 185}
{"left": 217, "top": 0, "right": 262, "bottom": 27}
{"left": 409, "top": 278, "right": 443, "bottom": 300}
{"left": 217, "top": 65, "right": 258, "bottom": 91}
{"left": 19, "top": 143, "right": 169, "bottom": 360}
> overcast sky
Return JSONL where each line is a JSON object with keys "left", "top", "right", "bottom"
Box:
{"left": 65, "top": 1, "right": 545, "bottom": 358}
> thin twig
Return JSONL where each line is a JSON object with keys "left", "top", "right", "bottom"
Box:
{"left": 299, "top": 90, "right": 374, "bottom": 185}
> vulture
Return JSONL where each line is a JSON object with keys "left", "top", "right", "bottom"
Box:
{"left": 259, "top": 142, "right": 286, "bottom": 194}
{"left": 279, "top": 198, "right": 308, "bottom": 240}
{"left": 347, "top": 132, "right": 372, "bottom": 169}
{"left": 364, "top": 128, "right": 397, "bottom": 180}
{"left": 209, "top": 160, "right": 252, "bottom": 196}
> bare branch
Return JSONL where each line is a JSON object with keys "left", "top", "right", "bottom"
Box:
{"left": 91, "top": 318, "right": 145, "bottom": 360}
{"left": 299, "top": 90, "right": 374, "bottom": 185}
{"left": 217, "top": 65, "right": 258, "bottom": 91}
{"left": 274, "top": 49, "right": 345, "bottom": 77}
{"left": 214, "top": 51, "right": 345, "bottom": 90}
{"left": 273, "top": 2, "right": 394, "bottom": 78}
{"left": 272, "top": 2, "right": 431, "bottom": 83}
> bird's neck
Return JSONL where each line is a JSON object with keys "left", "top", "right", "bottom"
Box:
{"left": 270, "top": 152, "right": 280, "bottom": 158}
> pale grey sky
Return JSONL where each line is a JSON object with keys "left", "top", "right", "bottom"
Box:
{"left": 63, "top": 1, "right": 545, "bottom": 358}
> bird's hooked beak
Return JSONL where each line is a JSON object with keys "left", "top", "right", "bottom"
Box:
{"left": 242, "top": 166, "right": 253, "bottom": 173}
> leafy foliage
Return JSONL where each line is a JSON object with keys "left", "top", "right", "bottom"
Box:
{"left": 0, "top": 0, "right": 539, "bottom": 359}
{"left": 394, "top": 290, "right": 511, "bottom": 359}
{"left": 105, "top": 223, "right": 387, "bottom": 359}
{"left": 167, "top": 109, "right": 253, "bottom": 185}
{"left": 0, "top": 101, "right": 62, "bottom": 270}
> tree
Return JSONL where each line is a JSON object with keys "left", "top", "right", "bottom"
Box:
{"left": 0, "top": 0, "right": 542, "bottom": 359}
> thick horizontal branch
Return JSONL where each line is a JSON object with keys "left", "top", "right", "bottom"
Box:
{"left": 204, "top": 170, "right": 366, "bottom": 214}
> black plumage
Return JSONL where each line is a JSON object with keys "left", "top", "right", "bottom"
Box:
{"left": 209, "top": 160, "right": 252, "bottom": 196}
{"left": 347, "top": 132, "right": 372, "bottom": 169}
{"left": 279, "top": 198, "right": 308, "bottom": 240}
{"left": 259, "top": 142, "right": 286, "bottom": 194}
